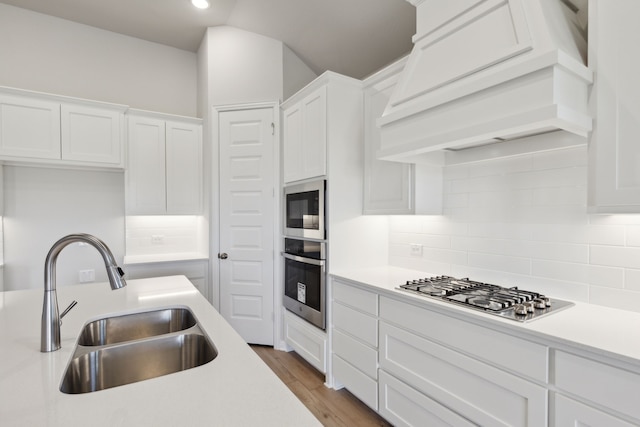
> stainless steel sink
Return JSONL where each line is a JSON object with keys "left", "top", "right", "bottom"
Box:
{"left": 78, "top": 308, "right": 197, "bottom": 346}
{"left": 60, "top": 307, "right": 217, "bottom": 394}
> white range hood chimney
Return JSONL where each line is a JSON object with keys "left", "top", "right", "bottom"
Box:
{"left": 377, "top": 0, "right": 592, "bottom": 163}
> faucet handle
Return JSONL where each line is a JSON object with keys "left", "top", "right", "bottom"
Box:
{"left": 59, "top": 300, "right": 78, "bottom": 325}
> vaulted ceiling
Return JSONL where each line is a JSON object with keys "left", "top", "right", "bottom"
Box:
{"left": 0, "top": 0, "right": 417, "bottom": 79}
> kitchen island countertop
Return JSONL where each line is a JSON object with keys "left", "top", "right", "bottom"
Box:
{"left": 0, "top": 276, "right": 321, "bottom": 427}
{"left": 332, "top": 266, "right": 640, "bottom": 368}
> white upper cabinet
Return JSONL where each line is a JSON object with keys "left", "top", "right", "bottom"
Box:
{"left": 363, "top": 58, "right": 442, "bottom": 215}
{"left": 0, "top": 94, "right": 60, "bottom": 160}
{"left": 126, "top": 111, "right": 202, "bottom": 215}
{"left": 282, "top": 103, "right": 303, "bottom": 183}
{"left": 0, "top": 88, "right": 125, "bottom": 168}
{"left": 588, "top": 0, "right": 640, "bottom": 212}
{"left": 165, "top": 120, "right": 203, "bottom": 214}
{"left": 282, "top": 85, "right": 327, "bottom": 183}
{"left": 61, "top": 103, "right": 123, "bottom": 166}
{"left": 363, "top": 59, "right": 414, "bottom": 215}
{"left": 127, "top": 115, "right": 167, "bottom": 213}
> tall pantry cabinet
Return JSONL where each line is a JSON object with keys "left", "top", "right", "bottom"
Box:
{"left": 588, "top": 0, "right": 640, "bottom": 212}
{"left": 280, "top": 72, "right": 364, "bottom": 373}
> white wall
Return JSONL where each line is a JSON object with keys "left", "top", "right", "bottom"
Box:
{"left": 204, "top": 26, "right": 284, "bottom": 107}
{"left": 283, "top": 45, "right": 318, "bottom": 101}
{"left": 0, "top": 3, "right": 197, "bottom": 117}
{"left": 2, "top": 166, "right": 125, "bottom": 291}
{"left": 388, "top": 140, "right": 640, "bottom": 314}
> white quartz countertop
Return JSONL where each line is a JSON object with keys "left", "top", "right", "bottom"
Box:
{"left": 0, "top": 276, "right": 321, "bottom": 427}
{"left": 332, "top": 266, "right": 640, "bottom": 368}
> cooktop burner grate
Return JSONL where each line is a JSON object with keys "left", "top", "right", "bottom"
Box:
{"left": 397, "top": 276, "right": 573, "bottom": 322}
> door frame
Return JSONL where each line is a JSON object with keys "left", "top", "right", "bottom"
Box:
{"left": 211, "top": 101, "right": 286, "bottom": 349}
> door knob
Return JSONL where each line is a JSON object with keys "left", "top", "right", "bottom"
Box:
{"left": 218, "top": 253, "right": 228, "bottom": 260}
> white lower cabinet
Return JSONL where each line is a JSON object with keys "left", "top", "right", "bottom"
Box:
{"left": 552, "top": 350, "right": 640, "bottom": 425}
{"left": 330, "top": 276, "right": 640, "bottom": 427}
{"left": 378, "top": 370, "right": 475, "bottom": 427}
{"left": 331, "top": 280, "right": 379, "bottom": 409}
{"left": 379, "top": 321, "right": 547, "bottom": 427}
{"left": 553, "top": 394, "right": 637, "bottom": 427}
{"left": 284, "top": 309, "right": 327, "bottom": 374}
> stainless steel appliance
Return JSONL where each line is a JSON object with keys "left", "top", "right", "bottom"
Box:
{"left": 283, "top": 238, "right": 326, "bottom": 330}
{"left": 284, "top": 180, "right": 325, "bottom": 240}
{"left": 398, "top": 276, "right": 573, "bottom": 322}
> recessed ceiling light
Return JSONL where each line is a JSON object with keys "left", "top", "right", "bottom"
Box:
{"left": 191, "top": 0, "right": 210, "bottom": 9}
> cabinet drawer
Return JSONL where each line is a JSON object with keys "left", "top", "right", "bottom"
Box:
{"left": 380, "top": 322, "right": 547, "bottom": 427}
{"left": 333, "top": 301, "right": 377, "bottom": 347}
{"left": 379, "top": 370, "right": 475, "bottom": 427}
{"left": 332, "top": 328, "right": 377, "bottom": 379}
{"left": 284, "top": 310, "right": 326, "bottom": 373}
{"left": 554, "top": 393, "right": 637, "bottom": 427}
{"left": 332, "top": 355, "right": 377, "bottom": 410}
{"left": 380, "top": 296, "right": 548, "bottom": 382}
{"left": 554, "top": 350, "right": 640, "bottom": 421}
{"left": 333, "top": 280, "right": 377, "bottom": 315}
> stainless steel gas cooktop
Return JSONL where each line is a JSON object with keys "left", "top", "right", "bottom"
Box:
{"left": 397, "top": 276, "right": 573, "bottom": 322}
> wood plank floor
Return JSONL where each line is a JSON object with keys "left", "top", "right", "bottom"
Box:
{"left": 251, "top": 345, "right": 392, "bottom": 427}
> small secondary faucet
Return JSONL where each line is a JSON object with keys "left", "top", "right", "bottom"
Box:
{"left": 41, "top": 233, "right": 127, "bottom": 352}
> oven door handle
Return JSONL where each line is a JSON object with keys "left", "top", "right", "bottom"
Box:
{"left": 282, "top": 252, "right": 325, "bottom": 266}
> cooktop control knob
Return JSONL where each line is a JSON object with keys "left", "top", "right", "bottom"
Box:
{"left": 533, "top": 299, "right": 547, "bottom": 309}
{"left": 540, "top": 296, "right": 551, "bottom": 307}
{"left": 514, "top": 304, "right": 528, "bottom": 316}
{"left": 524, "top": 302, "right": 534, "bottom": 313}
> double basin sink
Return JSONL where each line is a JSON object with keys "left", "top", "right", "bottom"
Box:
{"left": 60, "top": 307, "right": 218, "bottom": 394}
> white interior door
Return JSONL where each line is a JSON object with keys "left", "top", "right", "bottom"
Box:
{"left": 218, "top": 107, "right": 275, "bottom": 345}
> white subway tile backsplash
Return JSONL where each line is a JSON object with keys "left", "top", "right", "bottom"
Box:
{"left": 532, "top": 186, "right": 586, "bottom": 206}
{"left": 590, "top": 245, "right": 640, "bottom": 269}
{"left": 624, "top": 269, "right": 640, "bottom": 291}
{"left": 467, "top": 252, "right": 530, "bottom": 275}
{"left": 443, "top": 164, "right": 468, "bottom": 180}
{"left": 529, "top": 241, "right": 589, "bottom": 263}
{"left": 625, "top": 226, "right": 640, "bottom": 247}
{"left": 532, "top": 147, "right": 588, "bottom": 170}
{"left": 589, "top": 286, "right": 640, "bottom": 312}
{"left": 125, "top": 215, "right": 206, "bottom": 257}
{"left": 444, "top": 193, "right": 468, "bottom": 209}
{"left": 468, "top": 155, "right": 533, "bottom": 177}
{"left": 508, "top": 166, "right": 586, "bottom": 190}
{"left": 387, "top": 143, "right": 640, "bottom": 314}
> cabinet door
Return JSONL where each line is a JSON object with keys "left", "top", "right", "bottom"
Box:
{"left": 0, "top": 95, "right": 60, "bottom": 160}
{"left": 283, "top": 103, "right": 302, "bottom": 183}
{"left": 554, "top": 394, "right": 637, "bottom": 427}
{"left": 363, "top": 69, "right": 413, "bottom": 214}
{"left": 300, "top": 86, "right": 327, "bottom": 180}
{"left": 588, "top": 0, "right": 640, "bottom": 211}
{"left": 61, "top": 104, "right": 123, "bottom": 166}
{"left": 166, "top": 121, "right": 202, "bottom": 214}
{"left": 126, "top": 116, "right": 166, "bottom": 213}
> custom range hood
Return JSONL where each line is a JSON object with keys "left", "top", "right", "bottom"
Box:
{"left": 377, "top": 0, "right": 592, "bottom": 163}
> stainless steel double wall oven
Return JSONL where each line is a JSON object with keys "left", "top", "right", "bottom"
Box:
{"left": 282, "top": 180, "right": 326, "bottom": 330}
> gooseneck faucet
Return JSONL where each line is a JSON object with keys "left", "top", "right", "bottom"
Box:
{"left": 41, "top": 233, "right": 127, "bottom": 352}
